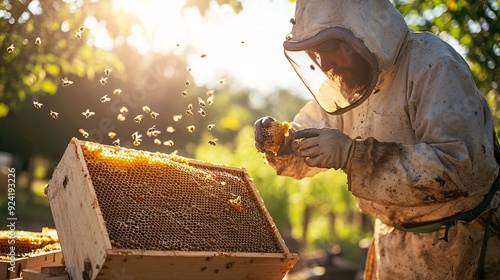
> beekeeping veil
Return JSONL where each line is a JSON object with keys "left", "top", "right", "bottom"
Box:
{"left": 284, "top": 0, "right": 409, "bottom": 114}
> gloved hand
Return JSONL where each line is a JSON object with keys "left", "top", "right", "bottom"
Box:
{"left": 254, "top": 116, "right": 294, "bottom": 156}
{"left": 292, "top": 128, "right": 356, "bottom": 170}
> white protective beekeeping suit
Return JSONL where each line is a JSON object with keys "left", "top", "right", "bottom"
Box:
{"left": 266, "top": 0, "right": 500, "bottom": 279}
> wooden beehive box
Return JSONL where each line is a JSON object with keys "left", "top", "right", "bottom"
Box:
{"left": 46, "top": 139, "right": 298, "bottom": 280}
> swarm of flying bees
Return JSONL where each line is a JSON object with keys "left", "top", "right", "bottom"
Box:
{"left": 25, "top": 29, "right": 235, "bottom": 153}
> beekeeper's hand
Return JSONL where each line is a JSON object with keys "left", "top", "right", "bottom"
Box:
{"left": 292, "top": 128, "right": 356, "bottom": 170}
{"left": 254, "top": 116, "right": 294, "bottom": 155}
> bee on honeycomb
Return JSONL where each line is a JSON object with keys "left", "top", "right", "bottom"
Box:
{"left": 228, "top": 196, "right": 243, "bottom": 212}
{"left": 262, "top": 120, "right": 291, "bottom": 155}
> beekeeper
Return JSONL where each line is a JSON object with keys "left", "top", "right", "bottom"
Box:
{"left": 254, "top": 0, "right": 500, "bottom": 279}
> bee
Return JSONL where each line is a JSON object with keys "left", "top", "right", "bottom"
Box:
{"left": 185, "top": 80, "right": 190, "bottom": 86}
{"left": 120, "top": 107, "right": 128, "bottom": 114}
{"left": 286, "top": 33, "right": 293, "bottom": 41}
{"left": 150, "top": 111, "right": 159, "bottom": 119}
{"left": 82, "top": 109, "right": 95, "bottom": 119}
{"left": 50, "top": 110, "right": 59, "bottom": 119}
{"left": 33, "top": 101, "right": 43, "bottom": 109}
{"left": 310, "top": 64, "right": 315, "bottom": 71}
{"left": 75, "top": 31, "right": 82, "bottom": 39}
{"left": 131, "top": 131, "right": 142, "bottom": 140}
{"left": 133, "top": 139, "right": 142, "bottom": 146}
{"left": 173, "top": 114, "right": 182, "bottom": 122}
{"left": 163, "top": 140, "right": 174, "bottom": 146}
{"left": 166, "top": 126, "right": 175, "bottom": 133}
{"left": 186, "top": 125, "right": 195, "bottom": 133}
{"left": 241, "top": 40, "right": 245, "bottom": 44}
{"left": 35, "top": 37, "right": 42, "bottom": 45}
{"left": 134, "top": 114, "right": 143, "bottom": 123}
{"left": 100, "top": 94, "right": 111, "bottom": 103}
{"left": 217, "top": 79, "right": 225, "bottom": 85}
{"left": 207, "top": 124, "right": 215, "bottom": 130}
{"left": 152, "top": 130, "right": 161, "bottom": 137}
{"left": 108, "top": 132, "right": 117, "bottom": 139}
{"left": 142, "top": 106, "right": 151, "bottom": 113}
{"left": 198, "top": 108, "right": 206, "bottom": 117}
{"left": 62, "top": 76, "right": 73, "bottom": 87}
{"left": 181, "top": 90, "right": 188, "bottom": 97}
{"left": 208, "top": 139, "right": 218, "bottom": 146}
{"left": 104, "top": 68, "right": 112, "bottom": 76}
{"left": 154, "top": 139, "right": 161, "bottom": 146}
{"left": 148, "top": 125, "right": 156, "bottom": 134}
{"left": 197, "top": 97, "right": 206, "bottom": 107}
{"left": 290, "top": 18, "right": 296, "bottom": 25}
{"left": 206, "top": 89, "right": 215, "bottom": 97}
{"left": 187, "top": 103, "right": 193, "bottom": 110}
{"left": 206, "top": 96, "right": 214, "bottom": 106}
{"left": 113, "top": 88, "right": 122, "bottom": 95}
{"left": 113, "top": 139, "right": 121, "bottom": 146}
{"left": 200, "top": 53, "right": 207, "bottom": 58}
{"left": 79, "top": 128, "right": 89, "bottom": 138}
{"left": 99, "top": 77, "right": 108, "bottom": 85}
{"left": 185, "top": 109, "right": 194, "bottom": 117}
{"left": 79, "top": 26, "right": 86, "bottom": 32}
{"left": 186, "top": 66, "right": 192, "bottom": 72}
{"left": 117, "top": 114, "right": 126, "bottom": 121}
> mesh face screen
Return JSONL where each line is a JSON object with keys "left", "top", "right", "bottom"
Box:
{"left": 80, "top": 142, "right": 283, "bottom": 253}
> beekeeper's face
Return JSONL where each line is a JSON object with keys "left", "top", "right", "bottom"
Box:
{"left": 308, "top": 40, "right": 371, "bottom": 93}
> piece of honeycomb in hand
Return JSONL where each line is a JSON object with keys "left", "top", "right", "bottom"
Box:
{"left": 262, "top": 120, "right": 290, "bottom": 155}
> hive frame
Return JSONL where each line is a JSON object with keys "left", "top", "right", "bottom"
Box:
{"left": 47, "top": 138, "right": 298, "bottom": 280}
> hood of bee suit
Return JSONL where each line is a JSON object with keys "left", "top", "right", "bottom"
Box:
{"left": 283, "top": 0, "right": 410, "bottom": 114}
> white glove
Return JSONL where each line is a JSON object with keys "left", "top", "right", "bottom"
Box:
{"left": 292, "top": 128, "right": 355, "bottom": 170}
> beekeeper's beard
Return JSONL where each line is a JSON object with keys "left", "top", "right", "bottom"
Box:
{"left": 325, "top": 67, "right": 367, "bottom": 94}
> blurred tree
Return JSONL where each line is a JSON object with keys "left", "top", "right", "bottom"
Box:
{"left": 0, "top": 0, "right": 139, "bottom": 117}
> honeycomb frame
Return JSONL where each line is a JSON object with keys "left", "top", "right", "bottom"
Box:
{"left": 46, "top": 138, "right": 298, "bottom": 280}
